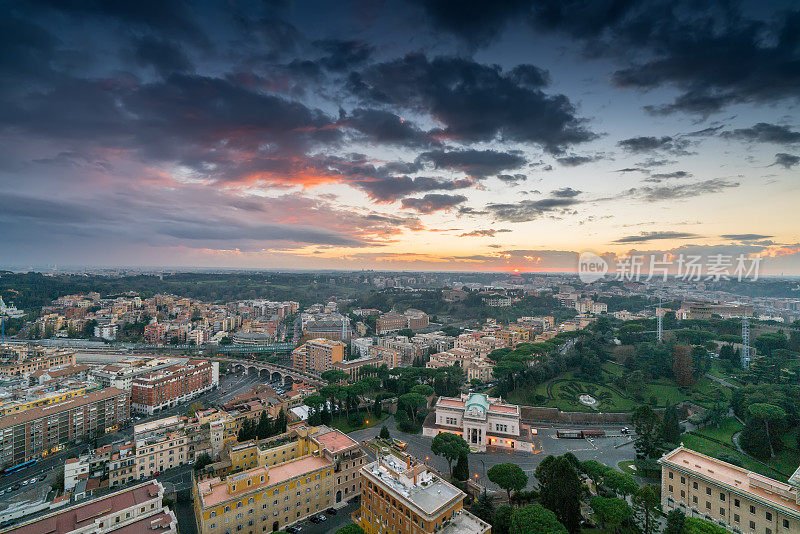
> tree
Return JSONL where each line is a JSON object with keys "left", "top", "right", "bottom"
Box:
{"left": 321, "top": 369, "right": 350, "bottom": 384}
{"left": 590, "top": 496, "right": 632, "bottom": 533}
{"left": 603, "top": 470, "right": 638, "bottom": 498}
{"left": 194, "top": 453, "right": 213, "bottom": 472}
{"left": 660, "top": 404, "right": 682, "bottom": 445}
{"left": 256, "top": 411, "right": 272, "bottom": 439}
{"left": 453, "top": 452, "right": 469, "bottom": 481}
{"left": 632, "top": 484, "right": 660, "bottom": 534}
{"left": 685, "top": 517, "right": 729, "bottom": 533}
{"left": 471, "top": 489, "right": 495, "bottom": 524}
{"left": 704, "top": 401, "right": 727, "bottom": 429}
{"left": 487, "top": 463, "right": 528, "bottom": 503}
{"left": 380, "top": 425, "right": 390, "bottom": 440}
{"left": 664, "top": 509, "right": 686, "bottom": 534}
{"left": 411, "top": 384, "right": 435, "bottom": 398}
{"left": 431, "top": 432, "right": 470, "bottom": 474}
{"left": 673, "top": 345, "right": 694, "bottom": 387}
{"left": 336, "top": 525, "right": 365, "bottom": 534}
{"left": 494, "top": 505, "right": 514, "bottom": 534}
{"left": 535, "top": 456, "right": 581, "bottom": 533}
{"left": 398, "top": 392, "right": 427, "bottom": 428}
{"left": 510, "top": 504, "right": 567, "bottom": 534}
{"left": 580, "top": 460, "right": 611, "bottom": 489}
{"left": 275, "top": 408, "right": 287, "bottom": 433}
{"left": 632, "top": 405, "right": 664, "bottom": 459}
{"left": 746, "top": 403, "right": 786, "bottom": 459}
{"left": 187, "top": 401, "right": 204, "bottom": 418}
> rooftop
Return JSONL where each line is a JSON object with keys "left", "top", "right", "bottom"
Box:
{"left": 0, "top": 387, "right": 127, "bottom": 430}
{"left": 1, "top": 481, "right": 163, "bottom": 534}
{"left": 440, "top": 510, "right": 491, "bottom": 534}
{"left": 314, "top": 429, "right": 358, "bottom": 453}
{"left": 661, "top": 446, "right": 800, "bottom": 518}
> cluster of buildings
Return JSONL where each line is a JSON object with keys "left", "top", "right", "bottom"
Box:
{"left": 29, "top": 292, "right": 299, "bottom": 345}
{"left": 375, "top": 309, "right": 430, "bottom": 334}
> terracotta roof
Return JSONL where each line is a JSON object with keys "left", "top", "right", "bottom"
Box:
{"left": 314, "top": 430, "right": 358, "bottom": 453}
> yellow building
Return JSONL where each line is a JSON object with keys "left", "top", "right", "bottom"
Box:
{"left": 0, "top": 386, "right": 90, "bottom": 416}
{"left": 292, "top": 338, "right": 345, "bottom": 374}
{"left": 660, "top": 446, "right": 800, "bottom": 533}
{"left": 356, "top": 455, "right": 490, "bottom": 534}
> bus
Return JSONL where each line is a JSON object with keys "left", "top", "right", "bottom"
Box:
{"left": 2, "top": 459, "right": 36, "bottom": 476}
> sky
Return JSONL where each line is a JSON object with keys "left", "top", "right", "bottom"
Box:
{"left": 1, "top": 0, "right": 799, "bottom": 274}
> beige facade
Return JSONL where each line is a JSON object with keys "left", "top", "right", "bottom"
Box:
{"left": 660, "top": 446, "right": 800, "bottom": 533}
{"left": 136, "top": 431, "right": 189, "bottom": 478}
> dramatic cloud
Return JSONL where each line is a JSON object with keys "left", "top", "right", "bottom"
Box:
{"left": 458, "top": 229, "right": 512, "bottom": 237}
{"left": 356, "top": 175, "right": 474, "bottom": 202}
{"left": 341, "top": 108, "right": 435, "bottom": 148}
{"left": 555, "top": 154, "right": 604, "bottom": 166}
{"left": 401, "top": 194, "right": 468, "bottom": 214}
{"left": 721, "top": 123, "right": 800, "bottom": 145}
{"left": 313, "top": 39, "right": 373, "bottom": 71}
{"left": 417, "top": 149, "right": 526, "bottom": 178}
{"left": 614, "top": 231, "right": 700, "bottom": 243}
{"left": 349, "top": 54, "right": 596, "bottom": 153}
{"left": 497, "top": 174, "right": 527, "bottom": 184}
{"left": 483, "top": 197, "right": 581, "bottom": 222}
{"left": 772, "top": 153, "right": 800, "bottom": 169}
{"left": 721, "top": 234, "right": 773, "bottom": 241}
{"left": 617, "top": 136, "right": 692, "bottom": 155}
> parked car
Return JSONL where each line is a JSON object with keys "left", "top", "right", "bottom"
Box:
{"left": 21, "top": 481, "right": 28, "bottom": 486}
{"left": 285, "top": 527, "right": 301, "bottom": 533}
{"left": 11, "top": 484, "right": 20, "bottom": 491}
{"left": 316, "top": 514, "right": 327, "bottom": 522}
{"left": 325, "top": 508, "right": 337, "bottom": 515}
{"left": 308, "top": 516, "right": 320, "bottom": 524}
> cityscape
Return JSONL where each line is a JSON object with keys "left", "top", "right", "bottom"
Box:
{"left": 1, "top": 2, "right": 800, "bottom": 534}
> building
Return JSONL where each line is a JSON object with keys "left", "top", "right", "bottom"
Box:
{"left": 423, "top": 393, "right": 534, "bottom": 452}
{"left": 333, "top": 356, "right": 381, "bottom": 380}
{"left": 292, "top": 338, "right": 345, "bottom": 374}
{"left": 660, "top": 445, "right": 800, "bottom": 533}
{"left": 0, "top": 345, "right": 76, "bottom": 376}
{"left": 355, "top": 455, "right": 490, "bottom": 534}
{"left": 193, "top": 427, "right": 343, "bottom": 534}
{"left": 683, "top": 302, "right": 754, "bottom": 320}
{"left": 144, "top": 323, "right": 167, "bottom": 344}
{"left": 28, "top": 364, "right": 89, "bottom": 385}
{"left": 0, "top": 387, "right": 130, "bottom": 470}
{"left": 131, "top": 360, "right": 218, "bottom": 415}
{"left": 368, "top": 345, "right": 401, "bottom": 369}
{"left": 136, "top": 431, "right": 190, "bottom": 479}
{"left": 483, "top": 296, "right": 512, "bottom": 307}
{"left": 0, "top": 481, "right": 176, "bottom": 534}
{"left": 301, "top": 313, "right": 351, "bottom": 341}
{"left": 404, "top": 309, "right": 429, "bottom": 330}
{"left": 376, "top": 312, "right": 407, "bottom": 335}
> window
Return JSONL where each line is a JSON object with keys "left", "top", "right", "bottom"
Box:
{"left": 706, "top": 488, "right": 711, "bottom": 495}
{"left": 681, "top": 477, "right": 685, "bottom": 484}
{"left": 784, "top": 520, "right": 790, "bottom": 529}
{"left": 734, "top": 514, "right": 739, "bottom": 523}
{"left": 706, "top": 501, "right": 711, "bottom": 510}
{"left": 720, "top": 508, "right": 724, "bottom": 516}
{"left": 669, "top": 472, "right": 674, "bottom": 479}
{"left": 750, "top": 521, "right": 755, "bottom": 530}
{"left": 750, "top": 506, "right": 756, "bottom": 514}
{"left": 211, "top": 512, "right": 217, "bottom": 518}
{"left": 693, "top": 482, "right": 698, "bottom": 490}
{"left": 766, "top": 512, "right": 772, "bottom": 521}
{"left": 669, "top": 485, "right": 673, "bottom": 493}
{"left": 720, "top": 493, "right": 725, "bottom": 501}
{"left": 734, "top": 499, "right": 740, "bottom": 507}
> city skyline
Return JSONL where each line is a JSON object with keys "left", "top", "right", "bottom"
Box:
{"left": 2, "top": 1, "right": 799, "bottom": 273}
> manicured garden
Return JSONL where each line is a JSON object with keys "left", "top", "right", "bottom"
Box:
{"left": 506, "top": 361, "right": 732, "bottom": 413}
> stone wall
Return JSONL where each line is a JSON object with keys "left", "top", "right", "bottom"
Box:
{"left": 520, "top": 406, "right": 631, "bottom": 424}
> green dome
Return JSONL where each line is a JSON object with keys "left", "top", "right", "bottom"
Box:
{"left": 465, "top": 393, "right": 489, "bottom": 413}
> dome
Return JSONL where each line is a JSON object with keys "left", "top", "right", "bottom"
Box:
{"left": 464, "top": 393, "right": 489, "bottom": 414}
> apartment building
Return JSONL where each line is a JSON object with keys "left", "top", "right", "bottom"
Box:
{"left": 144, "top": 323, "right": 167, "bottom": 344}
{"left": 223, "top": 425, "right": 364, "bottom": 506}
{"left": 0, "top": 383, "right": 93, "bottom": 416}
{"left": 0, "top": 345, "right": 76, "bottom": 376}
{"left": 0, "top": 481, "right": 177, "bottom": 534}
{"left": 368, "top": 346, "right": 401, "bottom": 369}
{"left": 136, "top": 431, "right": 190, "bottom": 478}
{"left": 333, "top": 355, "right": 381, "bottom": 380}
{"left": 0, "top": 387, "right": 130, "bottom": 469}
{"left": 292, "top": 338, "right": 345, "bottom": 374}
{"left": 131, "top": 360, "right": 218, "bottom": 414}
{"left": 193, "top": 455, "right": 334, "bottom": 534}
{"left": 376, "top": 312, "right": 407, "bottom": 335}
{"left": 660, "top": 446, "right": 800, "bottom": 533}
{"left": 356, "top": 455, "right": 490, "bottom": 534}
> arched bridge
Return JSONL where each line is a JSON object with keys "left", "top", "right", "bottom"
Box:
{"left": 210, "top": 357, "right": 326, "bottom": 388}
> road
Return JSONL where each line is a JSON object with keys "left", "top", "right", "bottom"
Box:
{"left": 348, "top": 416, "right": 635, "bottom": 493}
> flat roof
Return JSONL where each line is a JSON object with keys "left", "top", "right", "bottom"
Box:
{"left": 661, "top": 446, "right": 800, "bottom": 517}
{"left": 199, "top": 455, "right": 331, "bottom": 507}
{"left": 0, "top": 387, "right": 126, "bottom": 430}
{"left": 1, "top": 481, "right": 162, "bottom": 534}
{"left": 438, "top": 399, "right": 465, "bottom": 408}
{"left": 314, "top": 429, "right": 358, "bottom": 453}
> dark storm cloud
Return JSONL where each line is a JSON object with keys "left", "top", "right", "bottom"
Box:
{"left": 721, "top": 234, "right": 773, "bottom": 242}
{"left": 772, "top": 153, "right": 800, "bottom": 169}
{"left": 349, "top": 54, "right": 596, "bottom": 153}
{"left": 133, "top": 36, "right": 193, "bottom": 76}
{"left": 483, "top": 197, "right": 581, "bottom": 222}
{"left": 551, "top": 187, "right": 582, "bottom": 198}
{"left": 458, "top": 229, "right": 512, "bottom": 237}
{"left": 417, "top": 149, "right": 526, "bottom": 178}
{"left": 617, "top": 136, "right": 692, "bottom": 155}
{"left": 497, "top": 174, "right": 527, "bottom": 184}
{"left": 614, "top": 231, "right": 700, "bottom": 243}
{"left": 407, "top": 0, "right": 532, "bottom": 48}
{"left": 555, "top": 154, "right": 604, "bottom": 167}
{"left": 314, "top": 39, "right": 373, "bottom": 71}
{"left": 721, "top": 123, "right": 800, "bottom": 145}
{"left": 341, "top": 108, "right": 435, "bottom": 148}
{"left": 401, "top": 194, "right": 468, "bottom": 214}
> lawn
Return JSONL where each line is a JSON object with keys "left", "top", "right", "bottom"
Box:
{"left": 329, "top": 411, "right": 389, "bottom": 433}
{"left": 506, "top": 360, "right": 732, "bottom": 414}
{"left": 692, "top": 417, "right": 743, "bottom": 444}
